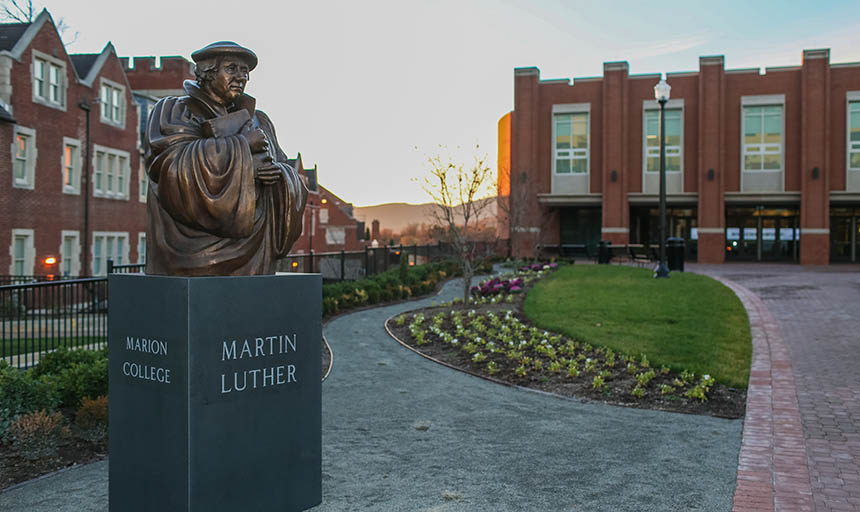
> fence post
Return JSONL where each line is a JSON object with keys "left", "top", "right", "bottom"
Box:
{"left": 383, "top": 246, "right": 388, "bottom": 272}
{"left": 340, "top": 250, "right": 345, "bottom": 281}
{"left": 308, "top": 250, "right": 314, "bottom": 274}
{"left": 107, "top": 259, "right": 114, "bottom": 274}
{"left": 364, "top": 246, "right": 369, "bottom": 277}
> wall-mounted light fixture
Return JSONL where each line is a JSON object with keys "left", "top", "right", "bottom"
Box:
{"left": 812, "top": 167, "right": 820, "bottom": 180}
{"left": 611, "top": 170, "right": 617, "bottom": 182}
{"left": 707, "top": 168, "right": 715, "bottom": 181}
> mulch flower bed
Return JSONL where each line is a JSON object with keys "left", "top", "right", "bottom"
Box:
{"left": 386, "top": 264, "right": 746, "bottom": 419}
{"left": 0, "top": 428, "right": 106, "bottom": 490}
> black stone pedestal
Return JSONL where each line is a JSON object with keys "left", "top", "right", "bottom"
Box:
{"left": 108, "top": 274, "right": 321, "bottom": 512}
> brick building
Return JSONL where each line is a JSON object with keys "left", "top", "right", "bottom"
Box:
{"left": 0, "top": 10, "right": 146, "bottom": 278}
{"left": 499, "top": 49, "right": 860, "bottom": 264}
{"left": 292, "top": 165, "right": 367, "bottom": 255}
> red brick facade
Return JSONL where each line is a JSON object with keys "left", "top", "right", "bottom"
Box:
{"left": 0, "top": 11, "right": 145, "bottom": 277}
{"left": 501, "top": 49, "right": 860, "bottom": 265}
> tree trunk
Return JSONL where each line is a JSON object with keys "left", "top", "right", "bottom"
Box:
{"left": 462, "top": 254, "right": 473, "bottom": 304}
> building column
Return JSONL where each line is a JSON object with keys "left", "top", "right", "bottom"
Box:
{"left": 600, "top": 62, "right": 630, "bottom": 245}
{"left": 800, "top": 49, "right": 831, "bottom": 265}
{"left": 511, "top": 67, "right": 542, "bottom": 258}
{"left": 696, "top": 56, "right": 726, "bottom": 263}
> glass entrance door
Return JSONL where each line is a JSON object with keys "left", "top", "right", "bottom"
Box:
{"left": 726, "top": 206, "right": 799, "bottom": 262}
{"left": 830, "top": 207, "right": 859, "bottom": 262}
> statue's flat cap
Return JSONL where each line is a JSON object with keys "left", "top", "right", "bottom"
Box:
{"left": 191, "top": 41, "right": 258, "bottom": 70}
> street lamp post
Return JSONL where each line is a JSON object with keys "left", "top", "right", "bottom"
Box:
{"left": 654, "top": 78, "right": 671, "bottom": 279}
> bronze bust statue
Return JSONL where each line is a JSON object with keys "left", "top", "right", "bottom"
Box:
{"left": 144, "top": 41, "right": 307, "bottom": 276}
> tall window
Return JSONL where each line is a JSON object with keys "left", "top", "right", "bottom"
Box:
{"left": 93, "top": 145, "right": 130, "bottom": 199}
{"left": 848, "top": 101, "right": 860, "bottom": 170}
{"left": 11, "top": 126, "right": 36, "bottom": 189}
{"left": 644, "top": 109, "right": 682, "bottom": 172}
{"left": 139, "top": 165, "right": 148, "bottom": 202}
{"left": 100, "top": 79, "right": 125, "bottom": 126}
{"left": 743, "top": 105, "right": 783, "bottom": 171}
{"left": 32, "top": 51, "right": 66, "bottom": 109}
{"left": 60, "top": 231, "right": 80, "bottom": 277}
{"left": 9, "top": 229, "right": 34, "bottom": 276}
{"left": 137, "top": 233, "right": 146, "bottom": 264}
{"left": 92, "top": 232, "right": 129, "bottom": 276}
{"left": 554, "top": 113, "right": 589, "bottom": 174}
{"left": 62, "top": 137, "right": 81, "bottom": 194}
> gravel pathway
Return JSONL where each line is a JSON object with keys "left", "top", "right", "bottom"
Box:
{"left": 0, "top": 275, "right": 744, "bottom": 511}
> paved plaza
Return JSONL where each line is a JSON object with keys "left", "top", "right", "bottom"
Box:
{"left": 693, "top": 263, "right": 860, "bottom": 512}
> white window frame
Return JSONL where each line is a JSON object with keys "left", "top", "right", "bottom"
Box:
{"left": 9, "top": 228, "right": 35, "bottom": 276}
{"left": 11, "top": 125, "right": 37, "bottom": 189}
{"left": 642, "top": 99, "right": 684, "bottom": 174}
{"left": 59, "top": 230, "right": 81, "bottom": 277}
{"left": 137, "top": 232, "right": 146, "bottom": 264}
{"left": 31, "top": 50, "right": 67, "bottom": 111}
{"left": 61, "top": 137, "right": 82, "bottom": 195}
{"left": 138, "top": 162, "right": 148, "bottom": 203}
{"left": 325, "top": 226, "right": 346, "bottom": 245}
{"left": 552, "top": 104, "right": 590, "bottom": 176}
{"left": 92, "top": 144, "right": 131, "bottom": 199}
{"left": 99, "top": 78, "right": 126, "bottom": 128}
{"left": 320, "top": 208, "right": 329, "bottom": 224}
{"left": 91, "top": 231, "right": 129, "bottom": 276}
{"left": 741, "top": 95, "right": 785, "bottom": 174}
{"left": 845, "top": 92, "right": 860, "bottom": 172}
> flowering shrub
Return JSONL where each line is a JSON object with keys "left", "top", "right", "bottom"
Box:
{"left": 10, "top": 410, "right": 69, "bottom": 460}
{"left": 398, "top": 307, "right": 723, "bottom": 404}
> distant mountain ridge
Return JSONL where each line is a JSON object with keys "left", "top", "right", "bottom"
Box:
{"left": 354, "top": 199, "right": 496, "bottom": 234}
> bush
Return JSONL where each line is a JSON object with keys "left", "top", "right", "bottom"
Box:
{"left": 32, "top": 347, "right": 106, "bottom": 378}
{"left": 75, "top": 395, "right": 108, "bottom": 442}
{"left": 9, "top": 410, "right": 69, "bottom": 460}
{"left": 0, "top": 361, "right": 60, "bottom": 443}
{"left": 54, "top": 357, "right": 109, "bottom": 409}
{"left": 321, "top": 259, "right": 460, "bottom": 317}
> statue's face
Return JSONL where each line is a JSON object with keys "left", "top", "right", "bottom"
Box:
{"left": 208, "top": 57, "right": 250, "bottom": 104}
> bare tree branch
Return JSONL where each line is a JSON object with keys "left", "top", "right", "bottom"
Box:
{"left": 1, "top": 0, "right": 35, "bottom": 22}
{"left": 421, "top": 145, "right": 494, "bottom": 303}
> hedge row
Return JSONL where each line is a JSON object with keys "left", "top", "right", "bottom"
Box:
{"left": 0, "top": 348, "right": 107, "bottom": 443}
{"left": 322, "top": 259, "right": 459, "bottom": 317}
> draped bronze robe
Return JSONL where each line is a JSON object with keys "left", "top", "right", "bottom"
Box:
{"left": 144, "top": 81, "right": 306, "bottom": 276}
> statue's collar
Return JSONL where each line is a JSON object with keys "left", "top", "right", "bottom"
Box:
{"left": 183, "top": 80, "right": 256, "bottom": 118}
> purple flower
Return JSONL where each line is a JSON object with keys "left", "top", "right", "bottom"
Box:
{"left": 510, "top": 286, "right": 522, "bottom": 293}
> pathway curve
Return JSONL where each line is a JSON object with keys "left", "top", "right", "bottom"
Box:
{"left": 311, "top": 276, "right": 741, "bottom": 511}
{"left": 1, "top": 276, "right": 744, "bottom": 511}
{"left": 693, "top": 263, "right": 860, "bottom": 512}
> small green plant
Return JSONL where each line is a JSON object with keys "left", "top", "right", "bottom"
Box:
{"left": 584, "top": 358, "right": 597, "bottom": 373}
{"left": 684, "top": 386, "right": 707, "bottom": 401}
{"left": 472, "top": 352, "right": 487, "bottom": 363}
{"left": 640, "top": 354, "right": 650, "bottom": 369}
{"left": 567, "top": 363, "right": 580, "bottom": 378}
{"left": 533, "top": 359, "right": 543, "bottom": 371}
{"left": 395, "top": 315, "right": 407, "bottom": 326}
{"left": 626, "top": 362, "right": 637, "bottom": 375}
{"left": 631, "top": 385, "right": 645, "bottom": 399}
{"left": 660, "top": 365, "right": 671, "bottom": 375}
{"left": 591, "top": 375, "right": 607, "bottom": 390}
{"left": 487, "top": 361, "right": 499, "bottom": 375}
{"left": 660, "top": 384, "right": 675, "bottom": 395}
{"left": 515, "top": 365, "right": 527, "bottom": 377}
{"left": 680, "top": 370, "right": 695, "bottom": 383}
{"left": 549, "top": 361, "right": 561, "bottom": 373}
{"left": 636, "top": 369, "right": 656, "bottom": 387}
{"left": 599, "top": 370, "right": 611, "bottom": 379}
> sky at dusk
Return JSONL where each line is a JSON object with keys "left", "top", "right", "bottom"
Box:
{"left": 31, "top": 0, "right": 860, "bottom": 206}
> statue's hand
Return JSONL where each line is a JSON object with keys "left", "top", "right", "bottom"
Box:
{"left": 243, "top": 128, "right": 270, "bottom": 154}
{"left": 255, "top": 163, "right": 282, "bottom": 185}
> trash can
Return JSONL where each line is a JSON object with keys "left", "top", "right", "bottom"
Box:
{"left": 666, "top": 237, "right": 685, "bottom": 272}
{"left": 598, "top": 240, "right": 612, "bottom": 264}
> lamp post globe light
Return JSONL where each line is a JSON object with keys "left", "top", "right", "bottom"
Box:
{"left": 653, "top": 78, "right": 671, "bottom": 279}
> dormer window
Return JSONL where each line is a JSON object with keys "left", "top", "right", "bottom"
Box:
{"left": 31, "top": 50, "right": 66, "bottom": 110}
{"left": 100, "top": 78, "right": 126, "bottom": 128}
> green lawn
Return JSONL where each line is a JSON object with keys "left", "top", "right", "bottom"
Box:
{"left": 524, "top": 265, "right": 751, "bottom": 389}
{"left": 1, "top": 336, "right": 106, "bottom": 359}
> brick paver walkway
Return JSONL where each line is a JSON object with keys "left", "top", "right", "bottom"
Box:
{"left": 694, "top": 264, "right": 860, "bottom": 512}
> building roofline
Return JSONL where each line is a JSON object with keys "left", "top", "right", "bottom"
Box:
{"left": 2, "top": 8, "right": 51, "bottom": 61}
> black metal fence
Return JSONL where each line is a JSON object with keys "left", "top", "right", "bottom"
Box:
{"left": 1, "top": 277, "right": 108, "bottom": 369}
{"left": 1, "top": 242, "right": 499, "bottom": 369}
{"left": 278, "top": 243, "right": 459, "bottom": 282}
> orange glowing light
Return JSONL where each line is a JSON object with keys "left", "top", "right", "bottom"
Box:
{"left": 321, "top": 198, "right": 327, "bottom": 204}
{"left": 44, "top": 257, "right": 57, "bottom": 265}
{"left": 291, "top": 261, "right": 299, "bottom": 268}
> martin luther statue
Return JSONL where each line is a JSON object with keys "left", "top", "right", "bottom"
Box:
{"left": 144, "top": 41, "right": 307, "bottom": 276}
